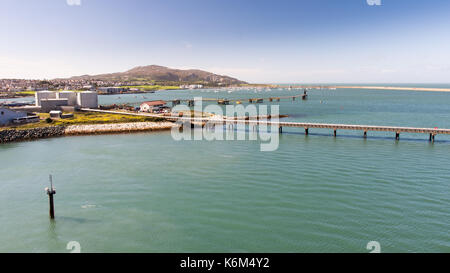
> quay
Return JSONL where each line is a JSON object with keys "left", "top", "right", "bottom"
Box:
{"left": 82, "top": 108, "right": 449, "bottom": 142}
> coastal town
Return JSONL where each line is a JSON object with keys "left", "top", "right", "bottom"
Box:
{"left": 0, "top": 78, "right": 208, "bottom": 97}
{"left": 0, "top": 64, "right": 245, "bottom": 99}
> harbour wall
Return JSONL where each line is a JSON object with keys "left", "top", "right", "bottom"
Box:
{"left": 0, "top": 122, "right": 176, "bottom": 144}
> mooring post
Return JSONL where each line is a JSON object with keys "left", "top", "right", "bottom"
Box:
{"left": 45, "top": 175, "right": 56, "bottom": 220}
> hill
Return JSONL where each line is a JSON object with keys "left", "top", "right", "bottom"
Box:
{"left": 66, "top": 65, "right": 247, "bottom": 85}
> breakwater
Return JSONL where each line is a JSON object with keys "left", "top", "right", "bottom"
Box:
{"left": 64, "top": 122, "right": 176, "bottom": 135}
{"left": 0, "top": 126, "right": 65, "bottom": 143}
{"left": 0, "top": 122, "right": 176, "bottom": 144}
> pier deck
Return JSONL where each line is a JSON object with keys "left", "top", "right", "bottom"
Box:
{"left": 82, "top": 108, "right": 449, "bottom": 141}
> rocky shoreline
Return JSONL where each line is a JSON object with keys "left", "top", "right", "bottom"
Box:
{"left": 0, "top": 122, "right": 176, "bottom": 144}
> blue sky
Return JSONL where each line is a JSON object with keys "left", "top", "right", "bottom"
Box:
{"left": 1, "top": 0, "right": 450, "bottom": 83}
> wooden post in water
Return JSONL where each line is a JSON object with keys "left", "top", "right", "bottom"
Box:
{"left": 45, "top": 175, "right": 56, "bottom": 220}
{"left": 364, "top": 131, "right": 367, "bottom": 138}
{"left": 305, "top": 128, "right": 309, "bottom": 135}
{"left": 333, "top": 129, "right": 337, "bottom": 137}
{"left": 395, "top": 132, "right": 400, "bottom": 140}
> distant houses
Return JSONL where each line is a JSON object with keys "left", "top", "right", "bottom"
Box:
{"left": 97, "top": 87, "right": 129, "bottom": 94}
{"left": 179, "top": 84, "right": 203, "bottom": 89}
{"left": 140, "top": 100, "right": 169, "bottom": 113}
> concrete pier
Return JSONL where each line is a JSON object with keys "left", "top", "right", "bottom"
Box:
{"left": 83, "top": 109, "right": 450, "bottom": 142}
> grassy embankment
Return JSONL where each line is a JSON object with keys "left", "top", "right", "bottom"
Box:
{"left": 0, "top": 112, "right": 164, "bottom": 131}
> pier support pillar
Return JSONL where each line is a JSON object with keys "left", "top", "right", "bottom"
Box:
{"left": 305, "top": 128, "right": 309, "bottom": 135}
{"left": 430, "top": 134, "right": 435, "bottom": 143}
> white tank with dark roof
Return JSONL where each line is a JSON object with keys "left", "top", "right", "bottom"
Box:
{"left": 77, "top": 91, "right": 98, "bottom": 108}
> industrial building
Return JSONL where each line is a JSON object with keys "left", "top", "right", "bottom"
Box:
{"left": 34, "top": 91, "right": 98, "bottom": 112}
{"left": 76, "top": 91, "right": 98, "bottom": 108}
{"left": 35, "top": 91, "right": 57, "bottom": 106}
{"left": 57, "top": 91, "right": 78, "bottom": 106}
{"left": 0, "top": 107, "right": 38, "bottom": 126}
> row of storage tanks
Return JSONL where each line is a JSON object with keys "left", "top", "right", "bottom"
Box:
{"left": 35, "top": 91, "right": 98, "bottom": 109}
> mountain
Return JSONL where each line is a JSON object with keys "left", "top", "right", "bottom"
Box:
{"left": 66, "top": 65, "right": 247, "bottom": 85}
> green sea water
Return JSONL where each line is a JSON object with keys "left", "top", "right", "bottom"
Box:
{"left": 0, "top": 87, "right": 449, "bottom": 253}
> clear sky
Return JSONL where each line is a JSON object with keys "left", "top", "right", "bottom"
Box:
{"left": 1, "top": 0, "right": 450, "bottom": 83}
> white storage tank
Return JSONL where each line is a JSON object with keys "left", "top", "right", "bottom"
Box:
{"left": 35, "top": 91, "right": 57, "bottom": 106}
{"left": 77, "top": 91, "right": 98, "bottom": 108}
{"left": 57, "top": 91, "right": 77, "bottom": 106}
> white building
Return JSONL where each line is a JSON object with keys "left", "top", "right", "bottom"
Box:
{"left": 0, "top": 107, "right": 28, "bottom": 126}
{"left": 77, "top": 91, "right": 98, "bottom": 108}
{"left": 34, "top": 91, "right": 99, "bottom": 110}
{"left": 35, "top": 91, "right": 57, "bottom": 106}
{"left": 140, "top": 100, "right": 167, "bottom": 113}
{"left": 57, "top": 91, "right": 77, "bottom": 106}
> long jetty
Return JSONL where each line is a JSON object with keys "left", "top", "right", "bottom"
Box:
{"left": 170, "top": 93, "right": 308, "bottom": 106}
{"left": 82, "top": 108, "right": 449, "bottom": 142}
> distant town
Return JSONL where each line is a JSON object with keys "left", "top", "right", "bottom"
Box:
{"left": 0, "top": 78, "right": 208, "bottom": 96}
{"left": 0, "top": 65, "right": 249, "bottom": 98}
